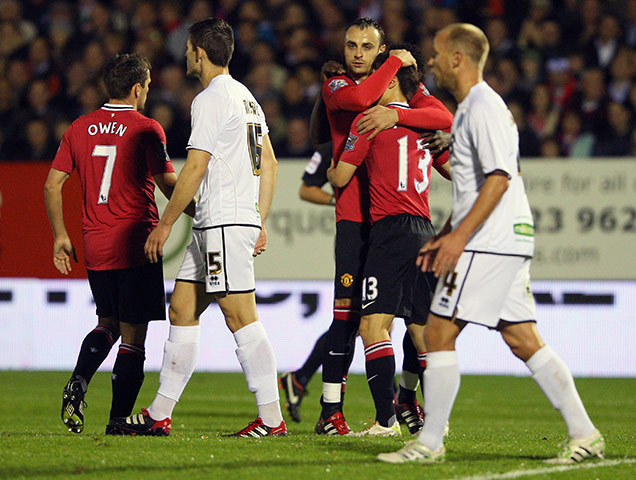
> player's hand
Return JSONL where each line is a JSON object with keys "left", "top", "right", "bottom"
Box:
{"left": 356, "top": 105, "right": 399, "bottom": 139}
{"left": 389, "top": 49, "right": 417, "bottom": 68}
{"left": 52, "top": 235, "right": 76, "bottom": 275}
{"left": 144, "top": 223, "right": 172, "bottom": 263}
{"left": 321, "top": 60, "right": 345, "bottom": 82}
{"left": 326, "top": 156, "right": 337, "bottom": 185}
{"left": 419, "top": 230, "right": 467, "bottom": 278}
{"left": 420, "top": 130, "right": 451, "bottom": 155}
{"left": 253, "top": 225, "right": 267, "bottom": 256}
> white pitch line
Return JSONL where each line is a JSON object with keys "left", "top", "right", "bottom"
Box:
{"left": 450, "top": 458, "right": 636, "bottom": 480}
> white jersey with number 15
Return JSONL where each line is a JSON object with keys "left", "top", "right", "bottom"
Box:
{"left": 187, "top": 74, "right": 269, "bottom": 229}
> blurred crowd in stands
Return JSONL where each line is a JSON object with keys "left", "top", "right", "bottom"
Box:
{"left": 0, "top": 0, "right": 635, "bottom": 161}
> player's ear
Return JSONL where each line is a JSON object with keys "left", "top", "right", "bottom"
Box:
{"left": 379, "top": 43, "right": 387, "bottom": 54}
{"left": 451, "top": 50, "right": 462, "bottom": 68}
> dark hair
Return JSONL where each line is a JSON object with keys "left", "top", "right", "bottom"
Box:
{"left": 347, "top": 17, "right": 385, "bottom": 45}
{"left": 372, "top": 47, "right": 421, "bottom": 100}
{"left": 102, "top": 53, "right": 150, "bottom": 100}
{"left": 188, "top": 17, "right": 234, "bottom": 67}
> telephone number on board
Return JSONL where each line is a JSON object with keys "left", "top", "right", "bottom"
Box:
{"left": 531, "top": 206, "right": 636, "bottom": 234}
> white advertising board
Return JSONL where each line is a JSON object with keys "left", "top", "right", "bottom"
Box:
{"left": 159, "top": 159, "right": 636, "bottom": 281}
{"left": 0, "top": 278, "right": 633, "bottom": 377}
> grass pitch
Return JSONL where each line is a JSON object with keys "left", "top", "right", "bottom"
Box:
{"left": 0, "top": 371, "right": 634, "bottom": 480}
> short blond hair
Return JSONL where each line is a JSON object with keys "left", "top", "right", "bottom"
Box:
{"left": 440, "top": 23, "right": 490, "bottom": 70}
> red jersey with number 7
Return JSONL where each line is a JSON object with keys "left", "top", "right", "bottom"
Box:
{"left": 340, "top": 103, "right": 448, "bottom": 223}
{"left": 51, "top": 103, "right": 175, "bottom": 270}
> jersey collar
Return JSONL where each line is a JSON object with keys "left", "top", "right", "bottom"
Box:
{"left": 102, "top": 103, "right": 135, "bottom": 111}
{"left": 386, "top": 101, "right": 409, "bottom": 109}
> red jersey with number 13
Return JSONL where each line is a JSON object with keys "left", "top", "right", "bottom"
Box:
{"left": 340, "top": 104, "right": 448, "bottom": 223}
{"left": 52, "top": 103, "right": 175, "bottom": 270}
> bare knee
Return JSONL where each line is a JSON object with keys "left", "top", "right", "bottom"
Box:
{"left": 424, "top": 315, "right": 462, "bottom": 352}
{"left": 97, "top": 316, "right": 120, "bottom": 339}
{"left": 500, "top": 322, "right": 544, "bottom": 362}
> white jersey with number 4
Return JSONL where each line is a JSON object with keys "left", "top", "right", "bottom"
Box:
{"left": 187, "top": 74, "right": 269, "bottom": 229}
{"left": 449, "top": 81, "right": 534, "bottom": 257}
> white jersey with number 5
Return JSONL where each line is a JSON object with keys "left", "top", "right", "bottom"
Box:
{"left": 449, "top": 81, "right": 534, "bottom": 257}
{"left": 187, "top": 74, "right": 269, "bottom": 229}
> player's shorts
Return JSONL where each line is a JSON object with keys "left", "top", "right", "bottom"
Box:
{"left": 87, "top": 260, "right": 166, "bottom": 324}
{"left": 361, "top": 214, "right": 437, "bottom": 324}
{"left": 430, "top": 251, "right": 537, "bottom": 330}
{"left": 334, "top": 220, "right": 371, "bottom": 302}
{"left": 177, "top": 225, "right": 260, "bottom": 294}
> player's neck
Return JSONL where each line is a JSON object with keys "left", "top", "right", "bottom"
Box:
{"left": 453, "top": 70, "right": 483, "bottom": 103}
{"left": 200, "top": 64, "right": 230, "bottom": 89}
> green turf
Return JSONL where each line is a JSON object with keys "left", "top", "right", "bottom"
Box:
{"left": 0, "top": 371, "right": 634, "bottom": 479}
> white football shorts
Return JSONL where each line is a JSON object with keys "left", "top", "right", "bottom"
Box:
{"left": 176, "top": 225, "right": 260, "bottom": 294}
{"left": 430, "top": 251, "right": 537, "bottom": 329}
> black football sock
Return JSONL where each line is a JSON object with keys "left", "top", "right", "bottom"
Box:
{"left": 72, "top": 326, "right": 117, "bottom": 385}
{"left": 398, "top": 331, "right": 419, "bottom": 404}
{"left": 295, "top": 330, "right": 328, "bottom": 388}
{"left": 321, "top": 313, "right": 359, "bottom": 418}
{"left": 109, "top": 344, "right": 145, "bottom": 419}
{"left": 365, "top": 341, "right": 396, "bottom": 427}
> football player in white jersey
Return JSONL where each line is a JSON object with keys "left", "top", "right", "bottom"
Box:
{"left": 378, "top": 23, "right": 604, "bottom": 464}
{"left": 108, "top": 17, "right": 286, "bottom": 438}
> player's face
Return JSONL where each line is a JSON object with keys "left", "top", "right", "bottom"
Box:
{"left": 137, "top": 72, "right": 150, "bottom": 111}
{"left": 343, "top": 26, "right": 385, "bottom": 81}
{"left": 185, "top": 39, "right": 201, "bottom": 78}
{"left": 429, "top": 32, "right": 454, "bottom": 91}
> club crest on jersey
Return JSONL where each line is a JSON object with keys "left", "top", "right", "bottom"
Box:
{"left": 344, "top": 133, "right": 358, "bottom": 151}
{"left": 419, "top": 84, "right": 430, "bottom": 95}
{"left": 340, "top": 273, "right": 354, "bottom": 287}
{"left": 328, "top": 78, "right": 348, "bottom": 92}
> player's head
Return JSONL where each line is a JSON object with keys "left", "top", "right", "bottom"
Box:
{"left": 429, "top": 23, "right": 489, "bottom": 91}
{"left": 187, "top": 17, "right": 234, "bottom": 76}
{"left": 372, "top": 49, "right": 420, "bottom": 103}
{"left": 102, "top": 53, "right": 151, "bottom": 110}
{"left": 344, "top": 17, "right": 386, "bottom": 80}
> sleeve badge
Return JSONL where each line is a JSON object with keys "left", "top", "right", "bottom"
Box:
{"left": 328, "top": 78, "right": 348, "bottom": 92}
{"left": 344, "top": 133, "right": 358, "bottom": 151}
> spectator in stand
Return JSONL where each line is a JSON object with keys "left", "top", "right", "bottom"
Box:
{"left": 277, "top": 116, "right": 313, "bottom": 158}
{"left": 22, "top": 118, "right": 58, "bottom": 161}
{"left": 567, "top": 68, "right": 608, "bottom": 134}
{"left": 540, "top": 137, "right": 562, "bottom": 157}
{"left": 579, "top": 0, "right": 603, "bottom": 49}
{"left": 485, "top": 17, "right": 517, "bottom": 62}
{"left": 607, "top": 48, "right": 636, "bottom": 104}
{"left": 149, "top": 102, "right": 190, "bottom": 159}
{"left": 528, "top": 83, "right": 560, "bottom": 140}
{"left": 518, "top": 50, "right": 543, "bottom": 100}
{"left": 517, "top": 0, "right": 553, "bottom": 51}
{"left": 626, "top": 0, "right": 636, "bottom": 48}
{"left": 546, "top": 57, "right": 576, "bottom": 110}
{"left": 593, "top": 101, "right": 634, "bottom": 156}
{"left": 509, "top": 101, "right": 541, "bottom": 157}
{"left": 559, "top": 110, "right": 595, "bottom": 157}
{"left": 584, "top": 12, "right": 622, "bottom": 70}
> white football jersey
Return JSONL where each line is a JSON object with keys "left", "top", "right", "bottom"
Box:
{"left": 449, "top": 81, "right": 534, "bottom": 256}
{"left": 187, "top": 75, "right": 269, "bottom": 229}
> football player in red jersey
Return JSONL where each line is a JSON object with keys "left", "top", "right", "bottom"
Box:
{"left": 44, "top": 53, "right": 187, "bottom": 434}
{"left": 328, "top": 48, "right": 451, "bottom": 436}
{"left": 312, "top": 17, "right": 453, "bottom": 436}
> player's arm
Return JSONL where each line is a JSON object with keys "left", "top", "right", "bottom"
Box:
{"left": 310, "top": 61, "right": 346, "bottom": 147}
{"left": 433, "top": 156, "right": 451, "bottom": 180}
{"left": 153, "top": 172, "right": 195, "bottom": 217}
{"left": 356, "top": 91, "right": 453, "bottom": 139}
{"left": 254, "top": 133, "right": 278, "bottom": 255}
{"left": 44, "top": 168, "right": 76, "bottom": 275}
{"left": 325, "top": 56, "right": 404, "bottom": 111}
{"left": 145, "top": 148, "right": 210, "bottom": 262}
{"left": 327, "top": 159, "right": 358, "bottom": 188}
{"left": 299, "top": 184, "right": 335, "bottom": 205}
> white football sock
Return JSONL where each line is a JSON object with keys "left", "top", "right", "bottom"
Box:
{"left": 148, "top": 325, "right": 200, "bottom": 420}
{"left": 234, "top": 322, "right": 282, "bottom": 427}
{"left": 526, "top": 345, "right": 595, "bottom": 439}
{"left": 417, "top": 351, "right": 460, "bottom": 451}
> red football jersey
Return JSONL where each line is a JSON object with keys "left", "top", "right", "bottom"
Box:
{"left": 322, "top": 57, "right": 453, "bottom": 223}
{"left": 340, "top": 104, "right": 448, "bottom": 223}
{"left": 52, "top": 104, "right": 174, "bottom": 270}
